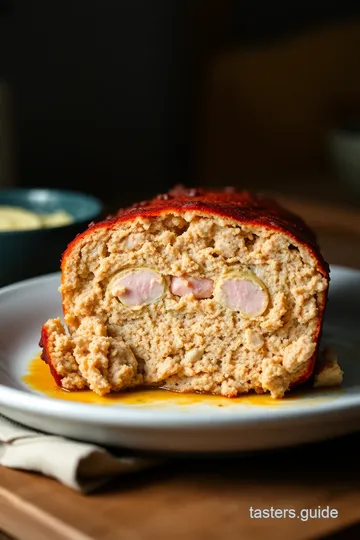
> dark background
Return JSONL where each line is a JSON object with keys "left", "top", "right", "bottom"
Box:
{"left": 2, "top": 2, "right": 360, "bottom": 207}
{"left": 4, "top": 1, "right": 192, "bottom": 203}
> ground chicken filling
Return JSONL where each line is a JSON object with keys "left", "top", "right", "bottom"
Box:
{"left": 44, "top": 212, "right": 328, "bottom": 398}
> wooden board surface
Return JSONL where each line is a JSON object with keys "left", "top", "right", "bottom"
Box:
{"left": 1, "top": 196, "right": 360, "bottom": 540}
{"left": 2, "top": 433, "right": 360, "bottom": 540}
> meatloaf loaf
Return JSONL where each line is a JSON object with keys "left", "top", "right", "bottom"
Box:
{"left": 40, "top": 186, "right": 330, "bottom": 398}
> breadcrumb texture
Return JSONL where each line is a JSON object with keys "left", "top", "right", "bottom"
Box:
{"left": 40, "top": 186, "right": 331, "bottom": 398}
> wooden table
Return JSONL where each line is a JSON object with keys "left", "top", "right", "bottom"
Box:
{"left": 1, "top": 195, "right": 360, "bottom": 540}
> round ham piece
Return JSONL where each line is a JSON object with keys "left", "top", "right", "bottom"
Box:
{"left": 214, "top": 270, "right": 269, "bottom": 317}
{"left": 110, "top": 268, "right": 165, "bottom": 308}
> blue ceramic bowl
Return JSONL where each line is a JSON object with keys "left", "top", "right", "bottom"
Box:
{"left": 0, "top": 188, "right": 104, "bottom": 287}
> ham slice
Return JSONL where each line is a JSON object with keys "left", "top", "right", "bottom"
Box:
{"left": 170, "top": 276, "right": 213, "bottom": 299}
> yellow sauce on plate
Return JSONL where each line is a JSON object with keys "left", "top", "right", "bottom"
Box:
{"left": 22, "top": 356, "right": 337, "bottom": 407}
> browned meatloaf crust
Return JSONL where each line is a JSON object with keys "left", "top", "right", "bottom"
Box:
{"left": 39, "top": 185, "right": 330, "bottom": 398}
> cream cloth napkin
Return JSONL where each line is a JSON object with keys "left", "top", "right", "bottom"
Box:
{"left": 0, "top": 415, "right": 157, "bottom": 493}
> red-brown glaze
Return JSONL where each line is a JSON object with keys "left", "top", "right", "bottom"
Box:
{"left": 60, "top": 185, "right": 330, "bottom": 395}
{"left": 62, "top": 185, "right": 329, "bottom": 277}
{"left": 39, "top": 326, "right": 62, "bottom": 387}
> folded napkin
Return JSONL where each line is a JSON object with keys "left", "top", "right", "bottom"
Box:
{"left": 0, "top": 415, "right": 157, "bottom": 493}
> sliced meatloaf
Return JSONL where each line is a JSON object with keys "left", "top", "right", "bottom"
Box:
{"left": 40, "top": 186, "right": 330, "bottom": 398}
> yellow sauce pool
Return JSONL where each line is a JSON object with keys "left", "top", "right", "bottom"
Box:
{"left": 22, "top": 355, "right": 337, "bottom": 407}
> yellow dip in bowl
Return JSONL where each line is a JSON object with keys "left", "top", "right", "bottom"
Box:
{"left": 0, "top": 206, "right": 74, "bottom": 231}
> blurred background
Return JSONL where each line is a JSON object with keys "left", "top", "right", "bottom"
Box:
{"left": 2, "top": 1, "right": 360, "bottom": 210}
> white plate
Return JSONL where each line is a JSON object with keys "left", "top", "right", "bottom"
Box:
{"left": 0, "top": 266, "right": 360, "bottom": 453}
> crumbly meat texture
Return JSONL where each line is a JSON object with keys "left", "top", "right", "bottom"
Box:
{"left": 40, "top": 318, "right": 86, "bottom": 390}
{"left": 313, "top": 347, "right": 343, "bottom": 388}
{"left": 41, "top": 198, "right": 330, "bottom": 398}
{"left": 41, "top": 316, "right": 141, "bottom": 396}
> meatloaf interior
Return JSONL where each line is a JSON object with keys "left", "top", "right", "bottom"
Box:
{"left": 42, "top": 210, "right": 328, "bottom": 398}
